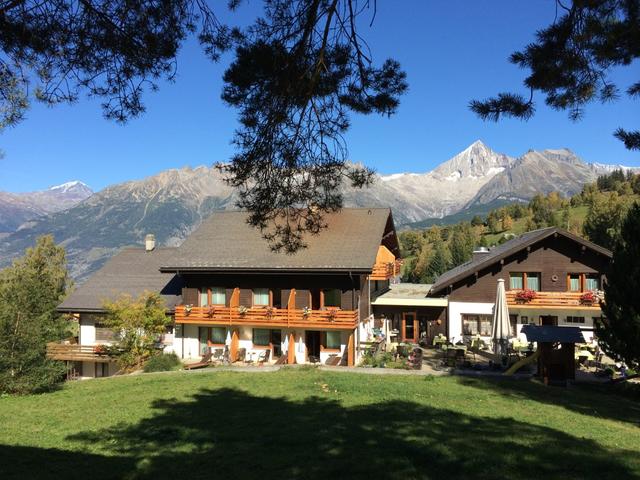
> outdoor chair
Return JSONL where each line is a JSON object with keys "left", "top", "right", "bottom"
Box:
{"left": 184, "top": 351, "right": 213, "bottom": 370}
{"left": 325, "top": 354, "right": 342, "bottom": 366}
{"left": 235, "top": 348, "right": 246, "bottom": 363}
{"left": 258, "top": 349, "right": 271, "bottom": 365}
{"left": 212, "top": 348, "right": 224, "bottom": 362}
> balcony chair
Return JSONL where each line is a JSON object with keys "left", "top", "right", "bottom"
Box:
{"left": 235, "top": 348, "right": 246, "bottom": 363}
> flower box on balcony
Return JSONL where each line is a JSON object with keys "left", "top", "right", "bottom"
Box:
{"left": 514, "top": 289, "right": 537, "bottom": 303}
{"left": 580, "top": 291, "right": 597, "bottom": 305}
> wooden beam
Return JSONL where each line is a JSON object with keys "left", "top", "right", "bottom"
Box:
{"left": 347, "top": 332, "right": 355, "bottom": 367}
{"left": 288, "top": 333, "right": 296, "bottom": 364}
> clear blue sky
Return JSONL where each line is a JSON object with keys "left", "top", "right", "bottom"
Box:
{"left": 0, "top": 0, "right": 637, "bottom": 192}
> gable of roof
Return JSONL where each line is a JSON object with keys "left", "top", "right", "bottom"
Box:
{"left": 160, "top": 208, "right": 396, "bottom": 272}
{"left": 58, "top": 247, "right": 184, "bottom": 313}
{"left": 430, "top": 227, "right": 612, "bottom": 295}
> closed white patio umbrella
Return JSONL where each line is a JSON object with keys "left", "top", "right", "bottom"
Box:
{"left": 491, "top": 278, "right": 512, "bottom": 356}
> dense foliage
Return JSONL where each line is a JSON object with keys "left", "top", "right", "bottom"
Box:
{"left": 0, "top": 235, "right": 72, "bottom": 394}
{"left": 597, "top": 203, "right": 640, "bottom": 370}
{"left": 143, "top": 352, "right": 182, "bottom": 373}
{"left": 102, "top": 292, "right": 170, "bottom": 371}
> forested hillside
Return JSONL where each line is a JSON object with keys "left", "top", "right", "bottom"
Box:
{"left": 400, "top": 169, "right": 640, "bottom": 284}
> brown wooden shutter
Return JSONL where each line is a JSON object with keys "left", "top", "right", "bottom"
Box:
{"left": 295, "top": 289, "right": 310, "bottom": 309}
{"left": 182, "top": 287, "right": 198, "bottom": 306}
{"left": 239, "top": 288, "right": 253, "bottom": 307}
{"left": 281, "top": 289, "right": 291, "bottom": 308}
{"left": 341, "top": 289, "right": 354, "bottom": 310}
{"left": 225, "top": 288, "right": 234, "bottom": 307}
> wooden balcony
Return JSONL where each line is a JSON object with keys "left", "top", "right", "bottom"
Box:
{"left": 46, "top": 343, "right": 116, "bottom": 363}
{"left": 174, "top": 305, "right": 358, "bottom": 330}
{"left": 506, "top": 291, "right": 602, "bottom": 310}
{"left": 370, "top": 259, "right": 402, "bottom": 280}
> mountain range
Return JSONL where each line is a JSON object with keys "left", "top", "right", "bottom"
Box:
{"left": 0, "top": 141, "right": 634, "bottom": 279}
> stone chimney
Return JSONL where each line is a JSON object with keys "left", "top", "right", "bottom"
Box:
{"left": 145, "top": 234, "right": 156, "bottom": 252}
{"left": 472, "top": 246, "right": 490, "bottom": 262}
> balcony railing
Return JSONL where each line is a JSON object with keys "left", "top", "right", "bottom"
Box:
{"left": 175, "top": 305, "right": 358, "bottom": 330}
{"left": 46, "top": 343, "right": 116, "bottom": 362}
{"left": 370, "top": 259, "right": 402, "bottom": 280}
{"left": 506, "top": 291, "right": 602, "bottom": 310}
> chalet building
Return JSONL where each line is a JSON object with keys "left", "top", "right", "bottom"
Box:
{"left": 429, "top": 227, "right": 612, "bottom": 344}
{"left": 52, "top": 208, "right": 402, "bottom": 378}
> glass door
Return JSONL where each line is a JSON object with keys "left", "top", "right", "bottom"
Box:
{"left": 402, "top": 312, "right": 417, "bottom": 342}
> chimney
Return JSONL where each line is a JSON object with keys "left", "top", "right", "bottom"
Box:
{"left": 145, "top": 234, "right": 156, "bottom": 252}
{"left": 472, "top": 246, "right": 490, "bottom": 262}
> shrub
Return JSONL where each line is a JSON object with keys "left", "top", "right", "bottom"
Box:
{"left": 143, "top": 353, "right": 181, "bottom": 373}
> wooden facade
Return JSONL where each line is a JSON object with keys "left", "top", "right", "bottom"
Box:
{"left": 372, "top": 305, "right": 447, "bottom": 343}
{"left": 46, "top": 343, "right": 116, "bottom": 363}
{"left": 444, "top": 235, "right": 610, "bottom": 305}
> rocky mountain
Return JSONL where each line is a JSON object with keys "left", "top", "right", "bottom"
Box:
{"left": 0, "top": 181, "right": 93, "bottom": 233}
{"left": 0, "top": 141, "right": 635, "bottom": 279}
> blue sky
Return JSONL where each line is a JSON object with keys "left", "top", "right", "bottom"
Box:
{"left": 0, "top": 0, "right": 638, "bottom": 192}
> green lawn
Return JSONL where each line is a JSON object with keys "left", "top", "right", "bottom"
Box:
{"left": 1, "top": 369, "right": 639, "bottom": 480}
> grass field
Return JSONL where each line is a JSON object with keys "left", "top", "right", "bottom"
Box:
{"left": 1, "top": 369, "right": 639, "bottom": 479}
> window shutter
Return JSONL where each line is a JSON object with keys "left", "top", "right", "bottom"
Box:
{"left": 239, "top": 289, "right": 253, "bottom": 307}
{"left": 182, "top": 287, "right": 198, "bottom": 306}
{"left": 225, "top": 288, "right": 234, "bottom": 307}
{"left": 295, "top": 289, "right": 310, "bottom": 309}
{"left": 341, "top": 289, "right": 353, "bottom": 310}
{"left": 281, "top": 289, "right": 292, "bottom": 308}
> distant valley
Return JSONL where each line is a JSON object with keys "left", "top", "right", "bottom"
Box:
{"left": 0, "top": 141, "right": 636, "bottom": 280}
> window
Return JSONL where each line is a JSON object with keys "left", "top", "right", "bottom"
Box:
{"left": 526, "top": 273, "right": 541, "bottom": 291}
{"left": 462, "top": 314, "right": 492, "bottom": 336}
{"left": 509, "top": 314, "right": 518, "bottom": 337}
{"left": 585, "top": 274, "right": 600, "bottom": 291}
{"left": 95, "top": 323, "right": 115, "bottom": 343}
{"left": 325, "top": 331, "right": 342, "bottom": 350}
{"left": 253, "top": 288, "right": 270, "bottom": 306}
{"left": 510, "top": 273, "right": 524, "bottom": 290}
{"left": 252, "top": 328, "right": 281, "bottom": 346}
{"left": 211, "top": 287, "right": 226, "bottom": 305}
{"left": 199, "top": 327, "right": 227, "bottom": 354}
{"left": 566, "top": 316, "right": 585, "bottom": 324}
{"left": 199, "top": 288, "right": 208, "bottom": 307}
{"left": 568, "top": 274, "right": 581, "bottom": 292}
{"left": 323, "top": 289, "right": 341, "bottom": 308}
{"left": 95, "top": 363, "right": 109, "bottom": 378}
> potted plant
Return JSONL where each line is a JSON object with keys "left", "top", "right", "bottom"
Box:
{"left": 93, "top": 344, "right": 107, "bottom": 355}
{"left": 327, "top": 307, "right": 338, "bottom": 322}
{"left": 514, "top": 289, "right": 537, "bottom": 303}
{"left": 302, "top": 306, "right": 311, "bottom": 319}
{"left": 580, "top": 291, "right": 597, "bottom": 305}
{"left": 238, "top": 305, "right": 248, "bottom": 317}
{"left": 184, "top": 304, "right": 193, "bottom": 316}
{"left": 264, "top": 306, "right": 275, "bottom": 319}
{"left": 206, "top": 305, "right": 215, "bottom": 318}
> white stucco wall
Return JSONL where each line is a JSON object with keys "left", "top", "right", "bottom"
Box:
{"left": 447, "top": 301, "right": 495, "bottom": 343}
{"left": 172, "top": 324, "right": 351, "bottom": 364}
{"left": 79, "top": 313, "right": 97, "bottom": 345}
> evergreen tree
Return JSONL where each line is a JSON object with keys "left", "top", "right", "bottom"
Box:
{"left": 425, "top": 239, "right": 450, "bottom": 284}
{"left": 0, "top": 236, "right": 72, "bottom": 394}
{"left": 598, "top": 203, "right": 640, "bottom": 370}
{"left": 470, "top": 215, "right": 484, "bottom": 227}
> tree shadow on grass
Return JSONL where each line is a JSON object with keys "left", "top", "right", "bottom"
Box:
{"left": 46, "top": 387, "right": 640, "bottom": 480}
{"left": 455, "top": 376, "right": 640, "bottom": 427}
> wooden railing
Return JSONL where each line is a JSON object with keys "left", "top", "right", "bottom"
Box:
{"left": 370, "top": 259, "right": 402, "bottom": 280}
{"left": 506, "top": 291, "right": 602, "bottom": 309}
{"left": 175, "top": 305, "right": 358, "bottom": 330}
{"left": 46, "top": 343, "right": 116, "bottom": 362}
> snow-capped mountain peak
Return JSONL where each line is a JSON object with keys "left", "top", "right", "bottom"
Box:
{"left": 50, "top": 180, "right": 90, "bottom": 193}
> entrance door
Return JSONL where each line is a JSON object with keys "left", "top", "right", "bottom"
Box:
{"left": 271, "top": 329, "right": 282, "bottom": 357}
{"left": 402, "top": 312, "right": 418, "bottom": 343}
{"left": 418, "top": 316, "right": 430, "bottom": 345}
{"left": 540, "top": 315, "right": 558, "bottom": 326}
{"left": 305, "top": 330, "right": 321, "bottom": 361}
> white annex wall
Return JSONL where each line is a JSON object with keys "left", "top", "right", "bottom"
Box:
{"left": 447, "top": 301, "right": 495, "bottom": 343}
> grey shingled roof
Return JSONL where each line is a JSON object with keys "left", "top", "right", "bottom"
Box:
{"left": 430, "top": 227, "right": 612, "bottom": 294}
{"left": 521, "top": 324, "right": 585, "bottom": 343}
{"left": 58, "top": 247, "right": 184, "bottom": 313}
{"left": 160, "top": 208, "right": 396, "bottom": 272}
